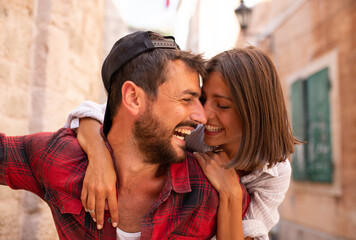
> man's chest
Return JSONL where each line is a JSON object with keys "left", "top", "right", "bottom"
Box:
{"left": 48, "top": 189, "right": 215, "bottom": 240}
{"left": 116, "top": 193, "right": 157, "bottom": 233}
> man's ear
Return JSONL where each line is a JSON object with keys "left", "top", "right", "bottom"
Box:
{"left": 121, "top": 81, "right": 145, "bottom": 115}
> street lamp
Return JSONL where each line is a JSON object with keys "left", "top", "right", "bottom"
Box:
{"left": 234, "top": 0, "right": 252, "bottom": 30}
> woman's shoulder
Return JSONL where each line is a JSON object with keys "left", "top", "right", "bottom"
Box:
{"left": 241, "top": 160, "right": 291, "bottom": 185}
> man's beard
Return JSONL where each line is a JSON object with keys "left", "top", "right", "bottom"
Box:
{"left": 133, "top": 107, "right": 186, "bottom": 167}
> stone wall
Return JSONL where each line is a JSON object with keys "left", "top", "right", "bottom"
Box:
{"left": 237, "top": 0, "right": 356, "bottom": 239}
{"left": 0, "top": 0, "right": 105, "bottom": 239}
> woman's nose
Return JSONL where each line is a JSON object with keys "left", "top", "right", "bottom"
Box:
{"left": 203, "top": 101, "right": 214, "bottom": 119}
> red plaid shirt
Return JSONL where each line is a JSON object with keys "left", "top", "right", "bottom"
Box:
{"left": 0, "top": 128, "right": 250, "bottom": 239}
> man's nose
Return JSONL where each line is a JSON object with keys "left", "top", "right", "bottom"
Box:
{"left": 189, "top": 99, "right": 207, "bottom": 125}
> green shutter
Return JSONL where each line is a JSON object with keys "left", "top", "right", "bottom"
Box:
{"left": 306, "top": 68, "right": 333, "bottom": 182}
{"left": 290, "top": 80, "right": 308, "bottom": 180}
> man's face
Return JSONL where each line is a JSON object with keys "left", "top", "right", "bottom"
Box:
{"left": 133, "top": 60, "right": 207, "bottom": 164}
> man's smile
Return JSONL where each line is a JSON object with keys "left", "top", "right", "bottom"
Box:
{"left": 173, "top": 128, "right": 192, "bottom": 141}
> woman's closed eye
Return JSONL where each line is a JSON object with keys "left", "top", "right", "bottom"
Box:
{"left": 217, "top": 105, "right": 231, "bottom": 109}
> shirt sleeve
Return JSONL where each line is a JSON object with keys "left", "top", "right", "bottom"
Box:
{"left": 241, "top": 161, "right": 292, "bottom": 239}
{"left": 0, "top": 132, "right": 54, "bottom": 199}
{"left": 0, "top": 129, "right": 86, "bottom": 202}
{"left": 63, "top": 101, "right": 106, "bottom": 129}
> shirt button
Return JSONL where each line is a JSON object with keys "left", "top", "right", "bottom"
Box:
{"left": 61, "top": 206, "right": 65, "bottom": 211}
{"left": 108, "top": 218, "right": 112, "bottom": 223}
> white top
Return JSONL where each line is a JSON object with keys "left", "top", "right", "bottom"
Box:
{"left": 64, "top": 101, "right": 292, "bottom": 240}
{"left": 116, "top": 228, "right": 141, "bottom": 240}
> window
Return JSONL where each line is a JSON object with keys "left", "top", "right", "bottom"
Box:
{"left": 290, "top": 68, "right": 333, "bottom": 183}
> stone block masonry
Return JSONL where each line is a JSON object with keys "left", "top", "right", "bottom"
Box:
{"left": 0, "top": 0, "right": 105, "bottom": 239}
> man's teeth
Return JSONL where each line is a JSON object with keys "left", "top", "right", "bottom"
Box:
{"left": 175, "top": 135, "right": 185, "bottom": 140}
{"left": 176, "top": 129, "right": 192, "bottom": 135}
{"left": 174, "top": 128, "right": 192, "bottom": 140}
{"left": 205, "top": 125, "right": 223, "bottom": 132}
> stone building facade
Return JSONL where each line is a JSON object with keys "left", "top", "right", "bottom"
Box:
{"left": 0, "top": 0, "right": 105, "bottom": 239}
{"left": 237, "top": 0, "right": 356, "bottom": 239}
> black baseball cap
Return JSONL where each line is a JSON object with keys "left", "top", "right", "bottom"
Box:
{"left": 102, "top": 31, "right": 180, "bottom": 135}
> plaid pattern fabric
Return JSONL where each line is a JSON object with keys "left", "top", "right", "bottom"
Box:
{"left": 0, "top": 128, "right": 250, "bottom": 239}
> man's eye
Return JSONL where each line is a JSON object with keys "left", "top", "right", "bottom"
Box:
{"left": 182, "top": 98, "right": 193, "bottom": 103}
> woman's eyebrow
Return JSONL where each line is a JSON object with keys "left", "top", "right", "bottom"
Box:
{"left": 214, "top": 94, "right": 232, "bottom": 100}
{"left": 201, "top": 89, "right": 232, "bottom": 101}
{"left": 209, "top": 93, "right": 233, "bottom": 101}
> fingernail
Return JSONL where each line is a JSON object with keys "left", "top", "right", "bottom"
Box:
{"left": 93, "top": 218, "right": 96, "bottom": 222}
{"left": 112, "top": 222, "right": 117, "bottom": 228}
{"left": 85, "top": 208, "right": 88, "bottom": 212}
{"left": 97, "top": 224, "right": 102, "bottom": 229}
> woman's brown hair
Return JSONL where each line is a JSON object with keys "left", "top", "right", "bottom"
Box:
{"left": 207, "top": 46, "right": 300, "bottom": 171}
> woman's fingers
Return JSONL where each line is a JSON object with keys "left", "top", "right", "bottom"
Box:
{"left": 86, "top": 188, "right": 96, "bottom": 223}
{"left": 94, "top": 185, "right": 118, "bottom": 229}
{"left": 194, "top": 152, "right": 207, "bottom": 168}
{"left": 205, "top": 151, "right": 218, "bottom": 160}
{"left": 195, "top": 151, "right": 222, "bottom": 170}
{"left": 194, "top": 150, "right": 239, "bottom": 194}
{"left": 77, "top": 118, "right": 119, "bottom": 229}
{"left": 82, "top": 179, "right": 118, "bottom": 229}
{"left": 107, "top": 191, "right": 119, "bottom": 228}
{"left": 81, "top": 184, "right": 89, "bottom": 212}
{"left": 94, "top": 187, "right": 106, "bottom": 229}
{"left": 207, "top": 150, "right": 230, "bottom": 164}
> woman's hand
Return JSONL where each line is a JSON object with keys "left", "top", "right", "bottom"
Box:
{"left": 194, "top": 151, "right": 241, "bottom": 196}
{"left": 77, "top": 118, "right": 118, "bottom": 229}
{"left": 194, "top": 151, "right": 244, "bottom": 240}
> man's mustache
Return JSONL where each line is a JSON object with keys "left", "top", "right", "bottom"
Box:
{"left": 175, "top": 121, "right": 198, "bottom": 129}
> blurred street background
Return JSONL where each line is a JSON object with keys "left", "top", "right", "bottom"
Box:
{"left": 0, "top": 0, "right": 355, "bottom": 239}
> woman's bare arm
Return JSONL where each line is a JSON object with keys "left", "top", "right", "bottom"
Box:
{"left": 194, "top": 151, "right": 246, "bottom": 240}
{"left": 77, "top": 118, "right": 118, "bottom": 229}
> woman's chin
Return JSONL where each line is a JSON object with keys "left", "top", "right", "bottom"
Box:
{"left": 204, "top": 138, "right": 222, "bottom": 148}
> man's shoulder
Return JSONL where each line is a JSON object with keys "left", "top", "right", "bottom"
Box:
{"left": 41, "top": 127, "right": 87, "bottom": 172}
{"left": 20, "top": 128, "right": 84, "bottom": 159}
{"left": 185, "top": 151, "right": 207, "bottom": 178}
{"left": 45, "top": 128, "right": 86, "bottom": 157}
{"left": 24, "top": 128, "right": 79, "bottom": 148}
{"left": 185, "top": 152, "right": 219, "bottom": 204}
{"left": 172, "top": 152, "right": 218, "bottom": 237}
{"left": 34, "top": 128, "right": 87, "bottom": 198}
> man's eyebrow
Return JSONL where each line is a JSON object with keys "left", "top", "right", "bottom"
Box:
{"left": 181, "top": 90, "right": 200, "bottom": 97}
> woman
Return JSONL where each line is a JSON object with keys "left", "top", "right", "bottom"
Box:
{"left": 66, "top": 46, "right": 299, "bottom": 239}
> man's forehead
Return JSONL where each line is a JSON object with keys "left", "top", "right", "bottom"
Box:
{"left": 166, "top": 59, "right": 200, "bottom": 75}
{"left": 161, "top": 74, "right": 201, "bottom": 96}
{"left": 166, "top": 60, "right": 200, "bottom": 81}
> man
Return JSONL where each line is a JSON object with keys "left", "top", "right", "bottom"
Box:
{"left": 0, "top": 31, "right": 247, "bottom": 239}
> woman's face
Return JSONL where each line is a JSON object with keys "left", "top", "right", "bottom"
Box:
{"left": 201, "top": 71, "right": 243, "bottom": 158}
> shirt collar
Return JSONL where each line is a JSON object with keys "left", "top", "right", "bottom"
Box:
{"left": 168, "top": 156, "right": 192, "bottom": 194}
{"left": 241, "top": 163, "right": 279, "bottom": 183}
{"left": 262, "top": 163, "right": 279, "bottom": 177}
